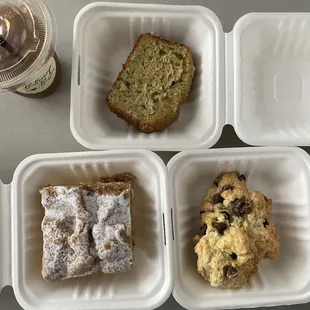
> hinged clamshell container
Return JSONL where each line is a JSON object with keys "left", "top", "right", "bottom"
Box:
{"left": 6, "top": 150, "right": 172, "bottom": 310}
{"left": 1, "top": 147, "right": 310, "bottom": 309}
{"left": 168, "top": 147, "right": 310, "bottom": 310}
{"left": 71, "top": 2, "right": 310, "bottom": 151}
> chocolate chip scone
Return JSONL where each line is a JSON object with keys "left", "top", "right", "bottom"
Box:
{"left": 194, "top": 172, "right": 280, "bottom": 288}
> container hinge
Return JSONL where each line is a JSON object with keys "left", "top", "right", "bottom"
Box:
{"left": 225, "top": 31, "right": 235, "bottom": 125}
{"left": 162, "top": 213, "right": 166, "bottom": 245}
{"left": 170, "top": 208, "right": 175, "bottom": 241}
{"left": 1, "top": 183, "right": 12, "bottom": 290}
{"left": 77, "top": 55, "right": 81, "bottom": 86}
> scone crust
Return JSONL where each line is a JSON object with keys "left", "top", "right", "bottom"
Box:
{"left": 195, "top": 172, "right": 280, "bottom": 288}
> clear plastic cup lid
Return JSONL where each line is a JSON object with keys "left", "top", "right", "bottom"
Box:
{"left": 0, "top": 0, "right": 55, "bottom": 90}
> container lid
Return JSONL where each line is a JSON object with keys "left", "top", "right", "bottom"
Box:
{"left": 0, "top": 0, "right": 55, "bottom": 91}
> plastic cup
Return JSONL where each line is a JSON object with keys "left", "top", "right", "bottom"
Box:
{"left": 0, "top": 0, "right": 61, "bottom": 98}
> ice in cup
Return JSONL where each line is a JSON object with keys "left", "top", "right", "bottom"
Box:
{"left": 0, "top": 0, "right": 61, "bottom": 98}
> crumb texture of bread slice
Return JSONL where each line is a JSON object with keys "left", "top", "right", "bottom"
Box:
{"left": 107, "top": 33, "right": 195, "bottom": 133}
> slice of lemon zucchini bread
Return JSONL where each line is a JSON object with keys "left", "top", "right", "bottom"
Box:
{"left": 106, "top": 33, "right": 195, "bottom": 133}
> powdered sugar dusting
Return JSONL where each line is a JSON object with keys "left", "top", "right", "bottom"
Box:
{"left": 40, "top": 181, "right": 133, "bottom": 282}
{"left": 42, "top": 187, "right": 82, "bottom": 220}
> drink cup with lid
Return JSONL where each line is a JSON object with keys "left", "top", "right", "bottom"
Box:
{"left": 0, "top": 0, "right": 61, "bottom": 98}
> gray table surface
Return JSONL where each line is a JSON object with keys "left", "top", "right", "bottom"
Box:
{"left": 1, "top": 0, "right": 310, "bottom": 309}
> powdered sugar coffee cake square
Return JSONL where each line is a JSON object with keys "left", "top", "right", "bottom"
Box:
{"left": 40, "top": 179, "right": 134, "bottom": 282}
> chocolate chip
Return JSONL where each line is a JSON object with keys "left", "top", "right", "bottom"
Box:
{"left": 199, "top": 224, "right": 207, "bottom": 236}
{"left": 263, "top": 219, "right": 269, "bottom": 228}
{"left": 264, "top": 195, "right": 268, "bottom": 202}
{"left": 213, "top": 193, "right": 224, "bottom": 204}
{"left": 238, "top": 174, "right": 246, "bottom": 181}
{"left": 230, "top": 253, "right": 238, "bottom": 260}
{"left": 243, "top": 203, "right": 252, "bottom": 213}
{"left": 200, "top": 210, "right": 205, "bottom": 215}
{"left": 220, "top": 211, "right": 231, "bottom": 221}
{"left": 222, "top": 185, "right": 235, "bottom": 191}
{"left": 232, "top": 198, "right": 252, "bottom": 217}
{"left": 224, "top": 266, "right": 238, "bottom": 278}
{"left": 212, "top": 222, "right": 227, "bottom": 235}
{"left": 231, "top": 198, "right": 244, "bottom": 216}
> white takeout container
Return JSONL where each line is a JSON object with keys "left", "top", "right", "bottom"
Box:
{"left": 1, "top": 147, "right": 310, "bottom": 309}
{"left": 168, "top": 147, "right": 310, "bottom": 310}
{"left": 70, "top": 2, "right": 310, "bottom": 151}
{"left": 0, "top": 150, "right": 172, "bottom": 310}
